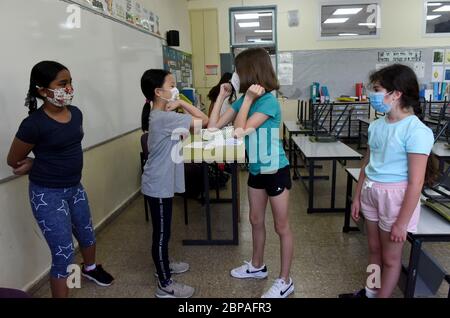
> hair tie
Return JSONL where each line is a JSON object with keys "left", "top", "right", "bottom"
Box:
{"left": 145, "top": 99, "right": 152, "bottom": 104}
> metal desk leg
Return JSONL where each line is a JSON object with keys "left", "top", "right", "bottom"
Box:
{"left": 231, "top": 162, "right": 239, "bottom": 245}
{"left": 307, "top": 159, "right": 314, "bottom": 214}
{"left": 293, "top": 140, "right": 299, "bottom": 180}
{"left": 357, "top": 120, "right": 362, "bottom": 149}
{"left": 343, "top": 173, "right": 359, "bottom": 233}
{"left": 404, "top": 237, "right": 422, "bottom": 298}
{"left": 203, "top": 162, "right": 212, "bottom": 240}
{"left": 289, "top": 133, "right": 293, "bottom": 170}
{"left": 331, "top": 159, "right": 337, "bottom": 209}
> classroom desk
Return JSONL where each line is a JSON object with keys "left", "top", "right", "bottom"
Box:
{"left": 283, "top": 120, "right": 312, "bottom": 170}
{"left": 357, "top": 118, "right": 373, "bottom": 149}
{"left": 292, "top": 136, "right": 362, "bottom": 214}
{"left": 182, "top": 135, "right": 246, "bottom": 246}
{"left": 432, "top": 142, "right": 450, "bottom": 172}
{"left": 343, "top": 168, "right": 450, "bottom": 298}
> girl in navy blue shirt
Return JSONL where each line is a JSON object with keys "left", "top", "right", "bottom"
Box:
{"left": 7, "top": 61, "right": 113, "bottom": 297}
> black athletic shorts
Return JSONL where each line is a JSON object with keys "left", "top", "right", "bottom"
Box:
{"left": 247, "top": 165, "right": 292, "bottom": 197}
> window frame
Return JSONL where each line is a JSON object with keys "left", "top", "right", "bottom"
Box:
{"left": 423, "top": 0, "right": 450, "bottom": 37}
{"left": 317, "top": 0, "right": 382, "bottom": 41}
{"left": 229, "top": 6, "right": 277, "bottom": 48}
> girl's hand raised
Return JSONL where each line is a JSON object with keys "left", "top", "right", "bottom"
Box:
{"left": 219, "top": 83, "right": 232, "bottom": 99}
{"left": 245, "top": 84, "right": 265, "bottom": 102}
{"left": 165, "top": 101, "right": 181, "bottom": 112}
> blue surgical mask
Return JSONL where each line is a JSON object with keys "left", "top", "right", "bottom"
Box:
{"left": 369, "top": 92, "right": 391, "bottom": 113}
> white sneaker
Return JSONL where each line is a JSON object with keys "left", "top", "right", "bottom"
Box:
{"left": 155, "top": 279, "right": 195, "bottom": 298}
{"left": 261, "top": 278, "right": 294, "bottom": 298}
{"left": 230, "top": 261, "right": 268, "bottom": 279}
{"left": 154, "top": 261, "right": 190, "bottom": 277}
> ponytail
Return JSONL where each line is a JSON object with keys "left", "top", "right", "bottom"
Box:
{"left": 141, "top": 101, "right": 151, "bottom": 132}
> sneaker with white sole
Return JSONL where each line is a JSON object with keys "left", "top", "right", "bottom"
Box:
{"left": 261, "top": 278, "right": 294, "bottom": 298}
{"left": 155, "top": 279, "right": 195, "bottom": 298}
{"left": 81, "top": 264, "right": 114, "bottom": 287}
{"left": 154, "top": 261, "right": 190, "bottom": 278}
{"left": 230, "top": 261, "right": 268, "bottom": 279}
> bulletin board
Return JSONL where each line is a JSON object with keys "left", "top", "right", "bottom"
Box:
{"left": 162, "top": 46, "right": 193, "bottom": 89}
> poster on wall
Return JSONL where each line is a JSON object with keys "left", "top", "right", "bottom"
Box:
{"left": 446, "top": 49, "right": 450, "bottom": 65}
{"left": 432, "top": 66, "right": 444, "bottom": 82}
{"left": 278, "top": 52, "right": 294, "bottom": 86}
{"left": 445, "top": 67, "right": 450, "bottom": 83}
{"left": 72, "top": 0, "right": 161, "bottom": 36}
{"left": 433, "top": 49, "right": 445, "bottom": 65}
{"left": 378, "top": 50, "right": 422, "bottom": 63}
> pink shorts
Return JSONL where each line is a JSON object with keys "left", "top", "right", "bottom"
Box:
{"left": 360, "top": 178, "right": 421, "bottom": 233}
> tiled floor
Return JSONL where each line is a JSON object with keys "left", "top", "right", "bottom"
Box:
{"left": 32, "top": 158, "right": 450, "bottom": 298}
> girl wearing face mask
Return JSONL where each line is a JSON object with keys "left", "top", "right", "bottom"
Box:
{"left": 339, "top": 64, "right": 436, "bottom": 298}
{"left": 7, "top": 61, "right": 114, "bottom": 298}
{"left": 140, "top": 69, "right": 208, "bottom": 298}
{"left": 208, "top": 48, "right": 293, "bottom": 298}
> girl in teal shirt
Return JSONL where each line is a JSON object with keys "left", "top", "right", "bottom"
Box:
{"left": 208, "top": 48, "right": 293, "bottom": 298}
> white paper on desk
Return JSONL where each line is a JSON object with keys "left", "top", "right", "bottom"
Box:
{"left": 185, "top": 141, "right": 205, "bottom": 149}
{"left": 203, "top": 138, "right": 243, "bottom": 149}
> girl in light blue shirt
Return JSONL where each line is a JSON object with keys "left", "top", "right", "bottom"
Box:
{"left": 340, "top": 64, "right": 435, "bottom": 298}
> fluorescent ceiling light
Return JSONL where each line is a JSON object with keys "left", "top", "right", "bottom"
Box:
{"left": 333, "top": 8, "right": 362, "bottom": 15}
{"left": 235, "top": 12, "right": 273, "bottom": 20}
{"left": 323, "top": 18, "right": 349, "bottom": 24}
{"left": 235, "top": 13, "right": 259, "bottom": 20}
{"left": 339, "top": 33, "right": 358, "bottom": 36}
{"left": 248, "top": 39, "right": 271, "bottom": 43}
{"left": 427, "top": 14, "right": 441, "bottom": 20}
{"left": 427, "top": 2, "right": 442, "bottom": 6}
{"left": 434, "top": 5, "right": 450, "bottom": 11}
{"left": 358, "top": 22, "right": 376, "bottom": 26}
{"left": 254, "top": 29, "right": 273, "bottom": 33}
{"left": 239, "top": 22, "right": 260, "bottom": 28}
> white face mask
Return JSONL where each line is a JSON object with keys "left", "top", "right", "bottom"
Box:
{"left": 159, "top": 87, "right": 179, "bottom": 102}
{"left": 231, "top": 72, "right": 240, "bottom": 94}
{"left": 38, "top": 86, "right": 74, "bottom": 107}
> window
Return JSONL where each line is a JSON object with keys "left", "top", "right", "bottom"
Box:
{"left": 230, "top": 7, "right": 276, "bottom": 46}
{"left": 319, "top": 1, "right": 381, "bottom": 39}
{"left": 424, "top": 1, "right": 450, "bottom": 35}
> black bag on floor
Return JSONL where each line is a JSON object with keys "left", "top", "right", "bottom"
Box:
{"left": 184, "top": 163, "right": 204, "bottom": 199}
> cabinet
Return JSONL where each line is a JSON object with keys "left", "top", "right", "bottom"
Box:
{"left": 189, "top": 9, "right": 220, "bottom": 105}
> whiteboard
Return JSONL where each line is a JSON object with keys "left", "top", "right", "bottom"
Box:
{"left": 0, "top": 0, "right": 163, "bottom": 181}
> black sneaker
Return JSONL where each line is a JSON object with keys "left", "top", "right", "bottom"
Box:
{"left": 81, "top": 264, "right": 114, "bottom": 287}
{"left": 338, "top": 288, "right": 367, "bottom": 298}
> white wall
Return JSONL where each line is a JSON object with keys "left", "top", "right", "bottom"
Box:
{"left": 0, "top": 0, "right": 190, "bottom": 291}
{"left": 143, "top": 0, "right": 192, "bottom": 53}
{"left": 0, "top": 132, "right": 142, "bottom": 290}
{"left": 188, "top": 0, "right": 450, "bottom": 53}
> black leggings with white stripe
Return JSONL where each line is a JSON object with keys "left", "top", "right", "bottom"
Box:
{"left": 147, "top": 196, "right": 173, "bottom": 286}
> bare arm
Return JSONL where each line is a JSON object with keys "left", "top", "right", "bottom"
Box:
{"left": 391, "top": 153, "right": 428, "bottom": 242}
{"left": 208, "top": 83, "right": 237, "bottom": 129}
{"left": 7, "top": 138, "right": 34, "bottom": 175}
{"left": 234, "top": 85, "right": 268, "bottom": 138}
{"left": 166, "top": 100, "right": 209, "bottom": 132}
{"left": 351, "top": 148, "right": 369, "bottom": 222}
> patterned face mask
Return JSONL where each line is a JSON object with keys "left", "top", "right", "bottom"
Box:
{"left": 38, "top": 86, "right": 74, "bottom": 107}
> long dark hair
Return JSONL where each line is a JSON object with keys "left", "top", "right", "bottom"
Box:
{"left": 207, "top": 72, "right": 235, "bottom": 116}
{"left": 140, "top": 69, "right": 170, "bottom": 131}
{"left": 26, "top": 61, "right": 68, "bottom": 115}
{"left": 369, "top": 64, "right": 438, "bottom": 186}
